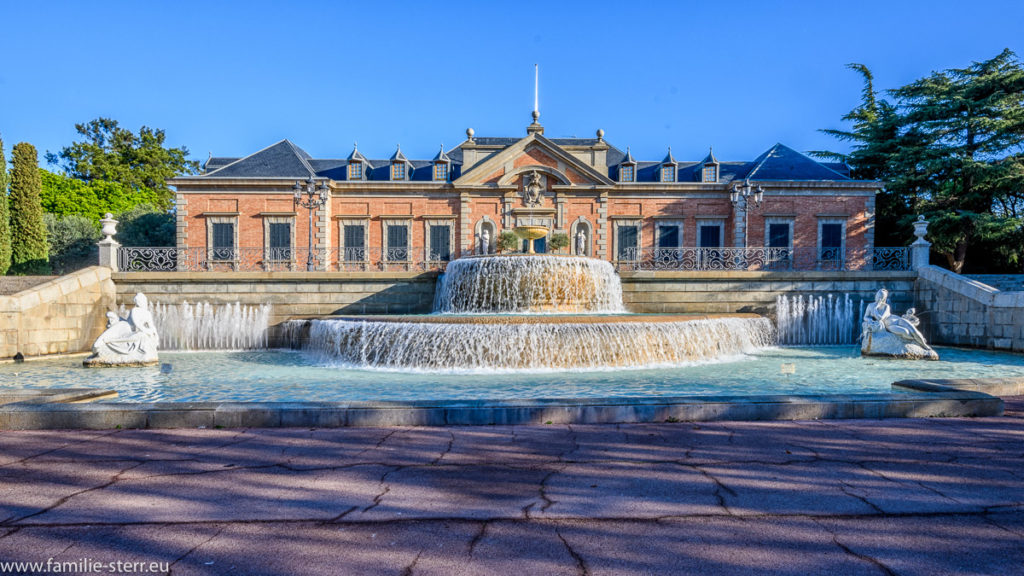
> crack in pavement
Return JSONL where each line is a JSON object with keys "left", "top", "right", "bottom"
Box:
{"left": 0, "top": 460, "right": 147, "bottom": 526}
{"left": 166, "top": 524, "right": 227, "bottom": 576}
{"left": 839, "top": 483, "right": 885, "bottom": 515}
{"left": 539, "top": 466, "right": 565, "bottom": 512}
{"left": 556, "top": 529, "right": 590, "bottom": 576}
{"left": 814, "top": 518, "right": 898, "bottom": 576}
{"left": 0, "top": 430, "right": 122, "bottom": 468}
{"left": 690, "top": 465, "right": 737, "bottom": 516}
{"left": 323, "top": 506, "right": 359, "bottom": 524}
{"left": 467, "top": 520, "right": 489, "bottom": 557}
{"left": 430, "top": 431, "right": 454, "bottom": 466}
{"left": 362, "top": 467, "right": 403, "bottom": 513}
{"left": 400, "top": 548, "right": 423, "bottom": 576}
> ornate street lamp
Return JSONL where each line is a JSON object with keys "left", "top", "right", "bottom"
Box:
{"left": 293, "top": 177, "right": 330, "bottom": 271}
{"left": 730, "top": 179, "right": 763, "bottom": 208}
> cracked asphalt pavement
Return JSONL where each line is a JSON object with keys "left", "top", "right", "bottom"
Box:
{"left": 1, "top": 399, "right": 1023, "bottom": 575}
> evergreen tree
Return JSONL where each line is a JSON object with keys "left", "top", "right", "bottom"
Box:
{"left": 45, "top": 118, "right": 199, "bottom": 209}
{"left": 0, "top": 136, "right": 12, "bottom": 275}
{"left": 816, "top": 50, "right": 1024, "bottom": 272}
{"left": 9, "top": 142, "right": 49, "bottom": 274}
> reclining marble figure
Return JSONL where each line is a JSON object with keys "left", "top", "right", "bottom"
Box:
{"left": 84, "top": 292, "right": 160, "bottom": 367}
{"left": 861, "top": 288, "right": 938, "bottom": 360}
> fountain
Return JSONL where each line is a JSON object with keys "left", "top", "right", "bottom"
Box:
{"left": 286, "top": 250, "right": 775, "bottom": 371}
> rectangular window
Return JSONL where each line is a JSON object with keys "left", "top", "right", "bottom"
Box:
{"left": 703, "top": 165, "right": 717, "bottom": 182}
{"left": 767, "top": 223, "right": 790, "bottom": 248}
{"left": 348, "top": 162, "right": 362, "bottom": 180}
{"left": 617, "top": 225, "right": 639, "bottom": 260}
{"left": 267, "top": 222, "right": 291, "bottom": 260}
{"left": 620, "top": 164, "right": 634, "bottom": 182}
{"left": 211, "top": 222, "right": 234, "bottom": 261}
{"left": 820, "top": 222, "right": 844, "bottom": 267}
{"left": 698, "top": 223, "right": 722, "bottom": 248}
{"left": 433, "top": 163, "right": 448, "bottom": 181}
{"left": 387, "top": 224, "right": 409, "bottom": 261}
{"left": 766, "top": 221, "right": 792, "bottom": 270}
{"left": 661, "top": 165, "right": 675, "bottom": 183}
{"left": 657, "top": 224, "right": 680, "bottom": 249}
{"left": 391, "top": 163, "right": 405, "bottom": 180}
{"left": 343, "top": 224, "right": 365, "bottom": 261}
{"left": 429, "top": 224, "right": 451, "bottom": 261}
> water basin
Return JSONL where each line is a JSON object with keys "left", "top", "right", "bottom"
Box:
{"left": 3, "top": 346, "right": 1022, "bottom": 403}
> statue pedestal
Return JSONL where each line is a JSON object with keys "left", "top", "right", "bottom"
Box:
{"left": 862, "top": 331, "right": 939, "bottom": 360}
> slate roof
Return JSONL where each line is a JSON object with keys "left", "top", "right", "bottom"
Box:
{"left": 197, "top": 136, "right": 854, "bottom": 184}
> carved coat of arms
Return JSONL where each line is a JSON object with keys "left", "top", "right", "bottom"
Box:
{"left": 523, "top": 170, "right": 544, "bottom": 207}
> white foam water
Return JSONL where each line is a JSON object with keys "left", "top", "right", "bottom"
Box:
{"left": 775, "top": 294, "right": 861, "bottom": 346}
{"left": 149, "top": 301, "right": 271, "bottom": 351}
{"left": 434, "top": 255, "right": 626, "bottom": 314}
{"left": 291, "top": 316, "right": 776, "bottom": 371}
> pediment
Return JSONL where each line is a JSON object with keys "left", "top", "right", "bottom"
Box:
{"left": 453, "top": 134, "right": 614, "bottom": 187}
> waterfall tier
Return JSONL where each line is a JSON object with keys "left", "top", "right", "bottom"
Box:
{"left": 434, "top": 255, "right": 625, "bottom": 314}
{"left": 775, "top": 294, "right": 861, "bottom": 346}
{"left": 286, "top": 315, "right": 775, "bottom": 371}
{"left": 151, "top": 302, "right": 271, "bottom": 350}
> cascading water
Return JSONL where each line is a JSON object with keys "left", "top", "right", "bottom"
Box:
{"left": 775, "top": 294, "right": 861, "bottom": 346}
{"left": 285, "top": 254, "right": 776, "bottom": 371}
{"left": 434, "top": 255, "right": 625, "bottom": 313}
{"left": 149, "top": 301, "right": 271, "bottom": 350}
{"left": 297, "top": 316, "right": 775, "bottom": 371}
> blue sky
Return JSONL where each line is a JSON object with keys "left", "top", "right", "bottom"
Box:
{"left": 2, "top": 0, "right": 1022, "bottom": 167}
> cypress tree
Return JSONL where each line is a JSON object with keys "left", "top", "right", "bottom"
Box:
{"left": 0, "top": 136, "right": 11, "bottom": 275}
{"left": 9, "top": 142, "right": 48, "bottom": 274}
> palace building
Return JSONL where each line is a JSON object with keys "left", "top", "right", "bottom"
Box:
{"left": 168, "top": 113, "right": 879, "bottom": 271}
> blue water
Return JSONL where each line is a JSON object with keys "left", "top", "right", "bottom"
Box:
{"left": 2, "top": 346, "right": 1022, "bottom": 402}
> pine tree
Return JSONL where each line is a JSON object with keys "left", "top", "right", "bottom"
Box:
{"left": 9, "top": 142, "right": 49, "bottom": 274}
{"left": 0, "top": 136, "right": 12, "bottom": 275}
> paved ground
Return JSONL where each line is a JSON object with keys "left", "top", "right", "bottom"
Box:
{"left": 1, "top": 400, "right": 1022, "bottom": 575}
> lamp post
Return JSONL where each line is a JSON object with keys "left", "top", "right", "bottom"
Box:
{"left": 293, "top": 177, "right": 330, "bottom": 271}
{"left": 730, "top": 179, "right": 763, "bottom": 208}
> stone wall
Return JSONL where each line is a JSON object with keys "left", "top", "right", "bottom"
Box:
{"left": 111, "top": 271, "right": 439, "bottom": 328}
{"left": 619, "top": 270, "right": 916, "bottom": 316}
{"left": 916, "top": 266, "right": 1024, "bottom": 351}
{"left": 113, "top": 269, "right": 915, "bottom": 326}
{"left": 965, "top": 274, "right": 1024, "bottom": 292}
{"left": 0, "top": 267, "right": 116, "bottom": 359}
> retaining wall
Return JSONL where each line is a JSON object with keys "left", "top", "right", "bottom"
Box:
{"left": 112, "top": 271, "right": 440, "bottom": 327}
{"left": 619, "top": 270, "right": 916, "bottom": 316}
{"left": 916, "top": 266, "right": 1024, "bottom": 352}
{"left": 0, "top": 267, "right": 116, "bottom": 359}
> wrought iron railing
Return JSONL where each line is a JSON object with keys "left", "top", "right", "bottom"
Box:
{"left": 118, "top": 246, "right": 911, "bottom": 273}
{"left": 118, "top": 247, "right": 452, "bottom": 272}
{"left": 614, "top": 247, "right": 911, "bottom": 272}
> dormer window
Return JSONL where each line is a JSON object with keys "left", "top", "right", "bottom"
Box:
{"left": 660, "top": 147, "right": 677, "bottom": 183}
{"left": 346, "top": 142, "right": 367, "bottom": 181}
{"left": 619, "top": 146, "right": 636, "bottom": 183}
{"left": 700, "top": 147, "right": 719, "bottom": 183}
{"left": 390, "top": 144, "right": 410, "bottom": 181}
{"left": 432, "top": 145, "right": 451, "bottom": 182}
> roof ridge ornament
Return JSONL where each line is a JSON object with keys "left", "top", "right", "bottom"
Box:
{"left": 527, "top": 64, "right": 544, "bottom": 135}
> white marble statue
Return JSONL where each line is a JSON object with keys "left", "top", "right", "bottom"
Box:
{"left": 576, "top": 229, "right": 587, "bottom": 256}
{"left": 861, "top": 288, "right": 938, "bottom": 360}
{"left": 84, "top": 292, "right": 160, "bottom": 367}
{"left": 479, "top": 229, "right": 490, "bottom": 255}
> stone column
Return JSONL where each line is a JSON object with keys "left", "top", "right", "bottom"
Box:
{"left": 910, "top": 215, "right": 931, "bottom": 270}
{"left": 97, "top": 213, "right": 120, "bottom": 271}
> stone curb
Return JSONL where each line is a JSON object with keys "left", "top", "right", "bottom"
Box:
{"left": 0, "top": 388, "right": 1003, "bottom": 430}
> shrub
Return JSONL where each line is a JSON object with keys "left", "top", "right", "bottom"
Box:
{"left": 9, "top": 142, "right": 48, "bottom": 274}
{"left": 548, "top": 232, "right": 569, "bottom": 252}
{"left": 115, "top": 204, "right": 175, "bottom": 247}
{"left": 44, "top": 213, "right": 100, "bottom": 274}
{"left": 497, "top": 231, "right": 520, "bottom": 253}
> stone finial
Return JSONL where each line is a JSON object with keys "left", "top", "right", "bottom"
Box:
{"left": 596, "top": 129, "right": 604, "bottom": 142}
{"left": 466, "top": 128, "right": 475, "bottom": 142}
